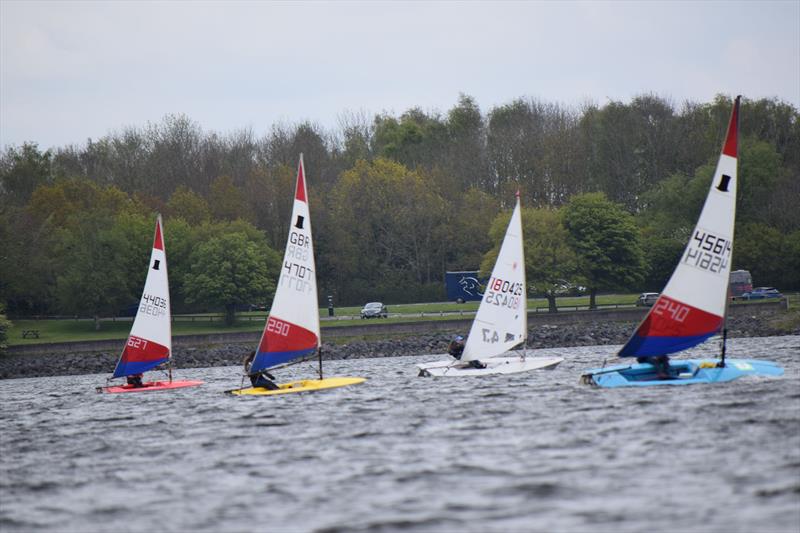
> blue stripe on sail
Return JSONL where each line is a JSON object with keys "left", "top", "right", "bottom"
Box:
{"left": 112, "top": 357, "right": 169, "bottom": 378}
{"left": 251, "top": 347, "right": 317, "bottom": 373}
{"left": 619, "top": 332, "right": 717, "bottom": 358}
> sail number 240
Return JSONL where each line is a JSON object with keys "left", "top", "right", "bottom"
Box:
{"left": 652, "top": 299, "right": 689, "bottom": 323}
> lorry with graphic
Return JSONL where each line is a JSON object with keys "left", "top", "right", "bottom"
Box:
{"left": 445, "top": 271, "right": 486, "bottom": 303}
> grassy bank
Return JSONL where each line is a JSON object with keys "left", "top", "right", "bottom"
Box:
{"left": 9, "top": 293, "right": 794, "bottom": 347}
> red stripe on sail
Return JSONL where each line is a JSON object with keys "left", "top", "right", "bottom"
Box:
{"left": 722, "top": 96, "right": 740, "bottom": 158}
{"left": 153, "top": 218, "right": 164, "bottom": 251}
{"left": 636, "top": 295, "right": 722, "bottom": 339}
{"left": 121, "top": 336, "right": 169, "bottom": 364}
{"left": 258, "top": 316, "right": 318, "bottom": 354}
{"left": 295, "top": 159, "right": 307, "bottom": 203}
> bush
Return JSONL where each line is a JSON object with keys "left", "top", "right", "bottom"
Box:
{"left": 0, "top": 304, "right": 11, "bottom": 355}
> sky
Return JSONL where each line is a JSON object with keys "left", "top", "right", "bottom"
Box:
{"left": 1, "top": 0, "right": 799, "bottom": 150}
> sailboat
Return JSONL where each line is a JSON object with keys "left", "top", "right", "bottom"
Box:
{"left": 99, "top": 214, "right": 203, "bottom": 393}
{"left": 580, "top": 96, "right": 783, "bottom": 388}
{"left": 417, "top": 193, "right": 564, "bottom": 377}
{"left": 228, "top": 155, "right": 365, "bottom": 396}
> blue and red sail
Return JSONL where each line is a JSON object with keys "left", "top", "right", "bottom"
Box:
{"left": 113, "top": 337, "right": 171, "bottom": 378}
{"left": 250, "top": 155, "right": 321, "bottom": 374}
{"left": 618, "top": 296, "right": 723, "bottom": 357}
{"left": 112, "top": 216, "right": 172, "bottom": 378}
{"left": 619, "top": 96, "right": 740, "bottom": 360}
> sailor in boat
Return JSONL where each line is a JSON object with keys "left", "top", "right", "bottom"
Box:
{"left": 126, "top": 373, "right": 144, "bottom": 388}
{"left": 448, "top": 335, "right": 465, "bottom": 358}
{"left": 447, "top": 335, "right": 486, "bottom": 369}
{"left": 243, "top": 351, "right": 279, "bottom": 390}
{"left": 636, "top": 355, "right": 672, "bottom": 380}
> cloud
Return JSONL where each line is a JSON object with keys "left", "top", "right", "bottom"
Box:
{"left": 2, "top": 0, "right": 798, "bottom": 149}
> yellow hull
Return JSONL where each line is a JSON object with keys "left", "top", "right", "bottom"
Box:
{"left": 227, "top": 376, "right": 366, "bottom": 396}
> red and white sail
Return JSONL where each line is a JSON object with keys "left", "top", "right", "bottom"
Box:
{"left": 619, "top": 96, "right": 741, "bottom": 357}
{"left": 250, "top": 154, "right": 321, "bottom": 372}
{"left": 112, "top": 214, "right": 172, "bottom": 377}
{"left": 462, "top": 194, "right": 527, "bottom": 361}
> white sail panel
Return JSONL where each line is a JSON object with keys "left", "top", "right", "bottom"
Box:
{"left": 618, "top": 96, "right": 740, "bottom": 358}
{"left": 112, "top": 214, "right": 171, "bottom": 377}
{"left": 462, "top": 196, "right": 526, "bottom": 361}
{"left": 660, "top": 152, "right": 737, "bottom": 316}
{"left": 251, "top": 155, "right": 320, "bottom": 372}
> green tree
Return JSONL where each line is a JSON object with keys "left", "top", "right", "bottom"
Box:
{"left": 208, "top": 175, "right": 254, "bottom": 222}
{"left": 328, "top": 158, "right": 446, "bottom": 303}
{"left": 444, "top": 188, "right": 499, "bottom": 271}
{"left": 166, "top": 185, "right": 211, "bottom": 225}
{"left": 734, "top": 223, "right": 786, "bottom": 288}
{"left": 7, "top": 179, "right": 145, "bottom": 319}
{"left": 0, "top": 303, "right": 11, "bottom": 354}
{"left": 54, "top": 212, "right": 137, "bottom": 329}
{"left": 481, "top": 206, "right": 578, "bottom": 313}
{"left": 562, "top": 192, "right": 645, "bottom": 308}
{"left": 183, "top": 232, "right": 278, "bottom": 325}
{"left": 783, "top": 230, "right": 800, "bottom": 291}
{"left": 0, "top": 143, "right": 53, "bottom": 206}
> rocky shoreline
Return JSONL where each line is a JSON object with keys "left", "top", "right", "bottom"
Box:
{"left": 1, "top": 312, "right": 796, "bottom": 380}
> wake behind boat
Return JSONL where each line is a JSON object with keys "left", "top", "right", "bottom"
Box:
{"left": 98, "top": 215, "right": 203, "bottom": 393}
{"left": 227, "top": 155, "right": 365, "bottom": 396}
{"left": 580, "top": 96, "right": 783, "bottom": 388}
{"left": 417, "top": 193, "right": 564, "bottom": 377}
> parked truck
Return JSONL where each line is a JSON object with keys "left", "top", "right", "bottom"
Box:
{"left": 729, "top": 270, "right": 753, "bottom": 298}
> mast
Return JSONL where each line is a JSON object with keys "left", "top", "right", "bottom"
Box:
{"left": 718, "top": 95, "right": 741, "bottom": 368}
{"left": 518, "top": 190, "right": 527, "bottom": 359}
{"left": 617, "top": 95, "right": 740, "bottom": 360}
{"left": 249, "top": 154, "right": 322, "bottom": 377}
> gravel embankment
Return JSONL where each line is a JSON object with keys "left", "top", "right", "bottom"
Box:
{"left": 1, "top": 312, "right": 795, "bottom": 380}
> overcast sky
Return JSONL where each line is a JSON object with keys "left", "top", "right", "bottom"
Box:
{"left": 2, "top": 0, "right": 798, "bottom": 150}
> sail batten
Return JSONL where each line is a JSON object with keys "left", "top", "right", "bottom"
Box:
{"left": 461, "top": 196, "right": 526, "bottom": 362}
{"left": 619, "top": 96, "right": 741, "bottom": 358}
{"left": 112, "top": 214, "right": 172, "bottom": 378}
{"left": 251, "top": 155, "right": 320, "bottom": 373}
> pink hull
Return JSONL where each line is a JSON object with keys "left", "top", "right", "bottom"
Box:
{"left": 100, "top": 380, "right": 204, "bottom": 394}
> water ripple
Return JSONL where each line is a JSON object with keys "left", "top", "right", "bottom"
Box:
{"left": 0, "top": 335, "right": 798, "bottom": 532}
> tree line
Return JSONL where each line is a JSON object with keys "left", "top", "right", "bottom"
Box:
{"left": 1, "top": 93, "right": 798, "bottom": 322}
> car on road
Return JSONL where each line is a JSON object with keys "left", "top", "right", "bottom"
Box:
{"left": 636, "top": 292, "right": 660, "bottom": 307}
{"left": 741, "top": 287, "right": 783, "bottom": 300}
{"left": 360, "top": 302, "right": 388, "bottom": 319}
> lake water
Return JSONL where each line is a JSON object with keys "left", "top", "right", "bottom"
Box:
{"left": 1, "top": 336, "right": 799, "bottom": 532}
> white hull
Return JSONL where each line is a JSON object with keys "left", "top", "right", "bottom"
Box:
{"left": 417, "top": 355, "right": 563, "bottom": 377}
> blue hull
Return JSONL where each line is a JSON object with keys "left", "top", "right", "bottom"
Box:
{"left": 580, "top": 358, "right": 783, "bottom": 388}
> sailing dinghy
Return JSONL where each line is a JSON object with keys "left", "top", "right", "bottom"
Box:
{"left": 417, "top": 193, "right": 563, "bottom": 377}
{"left": 99, "top": 215, "right": 203, "bottom": 393}
{"left": 227, "top": 155, "right": 365, "bottom": 396}
{"left": 580, "top": 96, "right": 783, "bottom": 388}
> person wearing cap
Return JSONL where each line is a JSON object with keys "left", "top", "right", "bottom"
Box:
{"left": 243, "top": 350, "right": 279, "bottom": 390}
{"left": 448, "top": 335, "right": 465, "bottom": 359}
{"left": 447, "top": 335, "right": 487, "bottom": 369}
{"left": 126, "top": 373, "right": 144, "bottom": 388}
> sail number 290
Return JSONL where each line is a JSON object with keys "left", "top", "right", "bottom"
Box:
{"left": 266, "top": 317, "right": 290, "bottom": 336}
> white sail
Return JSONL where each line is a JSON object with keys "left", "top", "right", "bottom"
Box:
{"left": 618, "top": 96, "right": 741, "bottom": 358}
{"left": 250, "top": 154, "right": 320, "bottom": 372}
{"left": 112, "top": 214, "right": 171, "bottom": 377}
{"left": 462, "top": 196, "right": 526, "bottom": 362}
